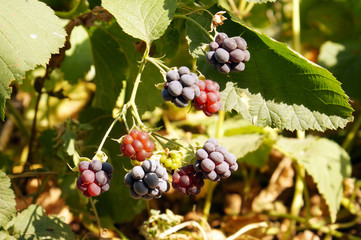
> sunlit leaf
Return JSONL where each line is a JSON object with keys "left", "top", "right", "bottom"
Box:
{"left": 12, "top": 205, "right": 74, "bottom": 240}
{"left": 0, "top": 170, "right": 16, "bottom": 228}
{"left": 276, "top": 137, "right": 352, "bottom": 223}
{"left": 102, "top": 0, "right": 177, "bottom": 44}
{"left": 0, "top": 0, "right": 66, "bottom": 120}
{"left": 185, "top": 12, "right": 353, "bottom": 131}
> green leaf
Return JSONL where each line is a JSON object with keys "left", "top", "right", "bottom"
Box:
{"left": 102, "top": 0, "right": 177, "bottom": 44}
{"left": 186, "top": 13, "right": 353, "bottom": 131}
{"left": 88, "top": 23, "right": 129, "bottom": 113}
{"left": 0, "top": 170, "right": 16, "bottom": 228}
{"left": 0, "top": 0, "right": 66, "bottom": 120}
{"left": 240, "top": 137, "right": 274, "bottom": 167}
{"left": 276, "top": 137, "right": 352, "bottom": 223}
{"left": 219, "top": 134, "right": 264, "bottom": 160}
{"left": 61, "top": 26, "right": 93, "bottom": 84}
{"left": 221, "top": 82, "right": 351, "bottom": 131}
{"left": 318, "top": 41, "right": 361, "bottom": 100}
{"left": 12, "top": 204, "right": 74, "bottom": 240}
{"left": 134, "top": 63, "right": 164, "bottom": 115}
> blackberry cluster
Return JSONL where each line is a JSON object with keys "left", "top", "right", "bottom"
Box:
{"left": 120, "top": 129, "right": 155, "bottom": 162}
{"left": 193, "top": 80, "right": 222, "bottom": 116}
{"left": 172, "top": 164, "right": 204, "bottom": 196}
{"left": 206, "top": 32, "right": 250, "bottom": 74}
{"left": 124, "top": 159, "right": 170, "bottom": 200}
{"left": 76, "top": 159, "right": 113, "bottom": 197}
{"left": 160, "top": 151, "right": 183, "bottom": 170}
{"left": 161, "top": 66, "right": 201, "bottom": 108}
{"left": 194, "top": 139, "right": 238, "bottom": 181}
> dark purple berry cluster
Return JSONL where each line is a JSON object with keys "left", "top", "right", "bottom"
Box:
{"left": 161, "top": 66, "right": 201, "bottom": 108}
{"left": 194, "top": 139, "right": 238, "bottom": 181}
{"left": 206, "top": 32, "right": 250, "bottom": 74}
{"left": 172, "top": 164, "right": 204, "bottom": 196}
{"left": 77, "top": 159, "right": 113, "bottom": 197}
{"left": 124, "top": 159, "right": 170, "bottom": 200}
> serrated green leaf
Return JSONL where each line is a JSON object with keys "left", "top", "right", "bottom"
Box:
{"left": 0, "top": 170, "right": 16, "bottom": 228}
{"left": 102, "top": 0, "right": 177, "bottom": 44}
{"left": 186, "top": 13, "right": 353, "bottom": 131}
{"left": 12, "top": 204, "right": 74, "bottom": 240}
{"left": 276, "top": 137, "right": 352, "bottom": 223}
{"left": 221, "top": 82, "right": 351, "bottom": 131}
{"left": 61, "top": 26, "right": 93, "bottom": 84}
{"left": 219, "top": 134, "right": 264, "bottom": 159}
{"left": 0, "top": 0, "right": 66, "bottom": 120}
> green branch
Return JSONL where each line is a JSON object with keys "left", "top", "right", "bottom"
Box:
{"left": 174, "top": 14, "right": 214, "bottom": 41}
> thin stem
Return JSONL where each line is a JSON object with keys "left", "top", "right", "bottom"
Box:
{"left": 26, "top": 92, "right": 42, "bottom": 165}
{"left": 174, "top": 14, "right": 214, "bottom": 41}
{"left": 55, "top": 0, "right": 84, "bottom": 19}
{"left": 243, "top": 2, "right": 255, "bottom": 17}
{"left": 203, "top": 110, "right": 225, "bottom": 222}
{"left": 146, "top": 57, "right": 170, "bottom": 75}
{"left": 90, "top": 197, "right": 101, "bottom": 238}
{"left": 216, "top": 110, "right": 225, "bottom": 139}
{"left": 203, "top": 181, "right": 217, "bottom": 222}
{"left": 285, "top": 161, "right": 304, "bottom": 239}
{"left": 298, "top": 165, "right": 311, "bottom": 221}
{"left": 228, "top": 0, "right": 240, "bottom": 15}
{"left": 151, "top": 132, "right": 191, "bottom": 151}
{"left": 226, "top": 222, "right": 268, "bottom": 240}
{"left": 342, "top": 114, "right": 361, "bottom": 152}
{"left": 239, "top": 0, "right": 247, "bottom": 12}
{"left": 96, "top": 114, "right": 121, "bottom": 154}
{"left": 292, "top": 0, "right": 301, "bottom": 53}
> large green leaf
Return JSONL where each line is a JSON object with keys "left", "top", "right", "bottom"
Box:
{"left": 0, "top": 0, "right": 66, "bottom": 120}
{"left": 88, "top": 23, "right": 129, "bottom": 113}
{"left": 276, "top": 137, "right": 351, "bottom": 223}
{"left": 186, "top": 13, "right": 353, "bottom": 131}
{"left": 12, "top": 204, "right": 74, "bottom": 240}
{"left": 102, "top": 0, "right": 177, "bottom": 44}
{"left": 0, "top": 170, "right": 16, "bottom": 228}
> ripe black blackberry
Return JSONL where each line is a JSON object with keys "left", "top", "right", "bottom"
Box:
{"left": 172, "top": 164, "right": 204, "bottom": 196}
{"left": 124, "top": 159, "right": 170, "bottom": 200}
